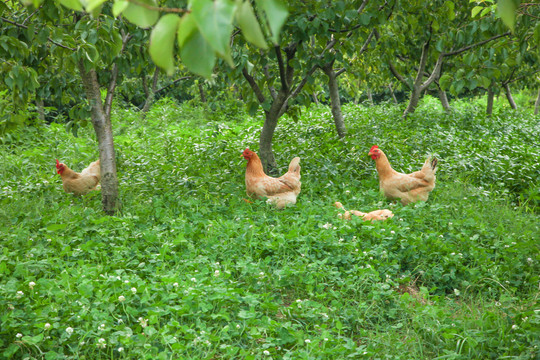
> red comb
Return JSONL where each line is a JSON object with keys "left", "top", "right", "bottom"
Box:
{"left": 370, "top": 145, "right": 379, "bottom": 152}
{"left": 56, "top": 159, "right": 60, "bottom": 168}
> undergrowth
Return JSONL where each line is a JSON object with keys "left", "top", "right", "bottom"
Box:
{"left": 0, "top": 97, "right": 538, "bottom": 359}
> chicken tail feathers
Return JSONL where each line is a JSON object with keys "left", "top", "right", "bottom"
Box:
{"left": 288, "top": 157, "right": 301, "bottom": 174}
{"left": 430, "top": 157, "right": 438, "bottom": 172}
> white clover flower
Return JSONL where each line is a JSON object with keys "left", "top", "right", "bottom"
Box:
{"left": 454, "top": 289, "right": 460, "bottom": 296}
{"left": 259, "top": 272, "right": 265, "bottom": 277}
{"left": 16, "top": 333, "right": 23, "bottom": 338}
{"left": 138, "top": 317, "right": 148, "bottom": 328}
{"left": 173, "top": 282, "right": 179, "bottom": 288}
{"left": 99, "top": 324, "right": 106, "bottom": 331}
{"left": 512, "top": 324, "right": 518, "bottom": 330}
{"left": 236, "top": 324, "right": 241, "bottom": 329}
{"left": 390, "top": 231, "right": 395, "bottom": 234}
{"left": 80, "top": 341, "right": 85, "bottom": 346}
{"left": 97, "top": 338, "right": 106, "bottom": 348}
{"left": 263, "top": 350, "right": 270, "bottom": 355}
{"left": 118, "top": 295, "right": 126, "bottom": 302}
{"left": 296, "top": 299, "right": 302, "bottom": 303}
{"left": 124, "top": 280, "right": 129, "bottom": 284}
{"left": 28, "top": 282, "right": 36, "bottom": 289}
{"left": 131, "top": 287, "right": 137, "bottom": 294}
{"left": 16, "top": 291, "right": 24, "bottom": 298}
{"left": 66, "top": 327, "right": 74, "bottom": 335}
{"left": 214, "top": 270, "right": 220, "bottom": 276}
{"left": 190, "top": 278, "right": 196, "bottom": 282}
{"left": 118, "top": 347, "right": 124, "bottom": 352}
{"left": 527, "top": 258, "right": 533, "bottom": 264}
{"left": 44, "top": 323, "right": 51, "bottom": 330}
{"left": 305, "top": 339, "right": 311, "bottom": 344}
{"left": 322, "top": 222, "right": 332, "bottom": 229}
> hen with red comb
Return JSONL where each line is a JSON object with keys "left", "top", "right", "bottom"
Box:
{"left": 56, "top": 159, "right": 101, "bottom": 195}
{"left": 368, "top": 145, "right": 438, "bottom": 205}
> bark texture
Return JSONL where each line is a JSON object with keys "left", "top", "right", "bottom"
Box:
{"left": 78, "top": 60, "right": 120, "bottom": 215}
{"left": 504, "top": 83, "right": 517, "bottom": 109}
{"left": 534, "top": 89, "right": 540, "bottom": 115}
{"left": 322, "top": 62, "right": 346, "bottom": 138}
{"left": 486, "top": 88, "right": 494, "bottom": 115}
{"left": 437, "top": 85, "right": 451, "bottom": 112}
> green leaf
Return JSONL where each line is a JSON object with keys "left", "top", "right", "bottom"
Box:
{"left": 497, "top": 0, "right": 516, "bottom": 32}
{"left": 191, "top": 0, "right": 236, "bottom": 58}
{"left": 256, "top": 0, "right": 288, "bottom": 43}
{"left": 439, "top": 74, "right": 452, "bottom": 90}
{"left": 0, "top": 1, "right": 9, "bottom": 16}
{"left": 236, "top": 1, "right": 268, "bottom": 49}
{"left": 46, "top": 223, "right": 68, "bottom": 231}
{"left": 22, "top": 333, "right": 43, "bottom": 345}
{"left": 57, "top": 0, "right": 83, "bottom": 11}
{"left": 85, "top": 0, "right": 106, "bottom": 12}
{"left": 177, "top": 13, "right": 197, "bottom": 48}
{"left": 471, "top": 6, "right": 483, "bottom": 18}
{"left": 112, "top": 0, "right": 129, "bottom": 17}
{"left": 178, "top": 17, "right": 216, "bottom": 78}
{"left": 150, "top": 14, "right": 180, "bottom": 75}
{"left": 123, "top": 0, "right": 159, "bottom": 28}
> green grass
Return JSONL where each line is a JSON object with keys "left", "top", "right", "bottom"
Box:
{"left": 0, "top": 96, "right": 539, "bottom": 359}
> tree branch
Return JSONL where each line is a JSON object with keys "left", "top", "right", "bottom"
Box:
{"left": 0, "top": 17, "right": 76, "bottom": 51}
{"left": 263, "top": 63, "right": 277, "bottom": 100}
{"left": 155, "top": 76, "right": 191, "bottom": 94}
{"left": 242, "top": 67, "right": 266, "bottom": 105}
{"left": 104, "top": 30, "right": 131, "bottom": 119}
{"left": 388, "top": 61, "right": 409, "bottom": 88}
{"left": 443, "top": 32, "right": 511, "bottom": 57}
{"left": 274, "top": 45, "right": 289, "bottom": 92}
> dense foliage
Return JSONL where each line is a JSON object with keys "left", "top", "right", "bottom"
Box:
{"left": 1, "top": 98, "right": 538, "bottom": 359}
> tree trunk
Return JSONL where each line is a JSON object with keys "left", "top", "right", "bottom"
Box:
{"left": 535, "top": 87, "right": 540, "bottom": 115}
{"left": 366, "top": 88, "right": 373, "bottom": 105}
{"left": 388, "top": 83, "right": 398, "bottom": 104}
{"left": 141, "top": 67, "right": 159, "bottom": 117}
{"left": 404, "top": 85, "right": 422, "bottom": 117}
{"left": 312, "top": 92, "right": 319, "bottom": 105}
{"left": 78, "top": 60, "right": 120, "bottom": 215}
{"left": 259, "top": 110, "right": 280, "bottom": 175}
{"left": 36, "top": 98, "right": 45, "bottom": 122}
{"left": 437, "top": 85, "right": 451, "bottom": 112}
{"left": 504, "top": 83, "right": 517, "bottom": 109}
{"left": 323, "top": 63, "right": 346, "bottom": 138}
{"left": 486, "top": 88, "right": 494, "bottom": 116}
{"left": 198, "top": 82, "right": 207, "bottom": 103}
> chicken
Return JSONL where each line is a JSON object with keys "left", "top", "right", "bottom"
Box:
{"left": 368, "top": 145, "right": 437, "bottom": 205}
{"left": 56, "top": 159, "right": 101, "bottom": 195}
{"left": 242, "top": 148, "right": 301, "bottom": 209}
{"left": 334, "top": 201, "right": 394, "bottom": 221}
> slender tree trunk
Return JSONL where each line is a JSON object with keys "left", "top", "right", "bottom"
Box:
{"left": 388, "top": 83, "right": 398, "bottom": 104}
{"left": 535, "top": 87, "right": 540, "bottom": 115}
{"left": 259, "top": 111, "right": 280, "bottom": 175}
{"left": 404, "top": 86, "right": 422, "bottom": 116}
{"left": 366, "top": 88, "right": 373, "bottom": 105}
{"left": 322, "top": 63, "right": 346, "bottom": 138}
{"left": 486, "top": 88, "right": 494, "bottom": 115}
{"left": 312, "top": 92, "right": 319, "bottom": 105}
{"left": 78, "top": 60, "right": 120, "bottom": 215}
{"left": 141, "top": 67, "right": 159, "bottom": 117}
{"left": 36, "top": 98, "right": 45, "bottom": 122}
{"left": 437, "top": 85, "right": 451, "bottom": 112}
{"left": 504, "top": 83, "right": 517, "bottom": 109}
{"left": 198, "top": 82, "right": 207, "bottom": 103}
